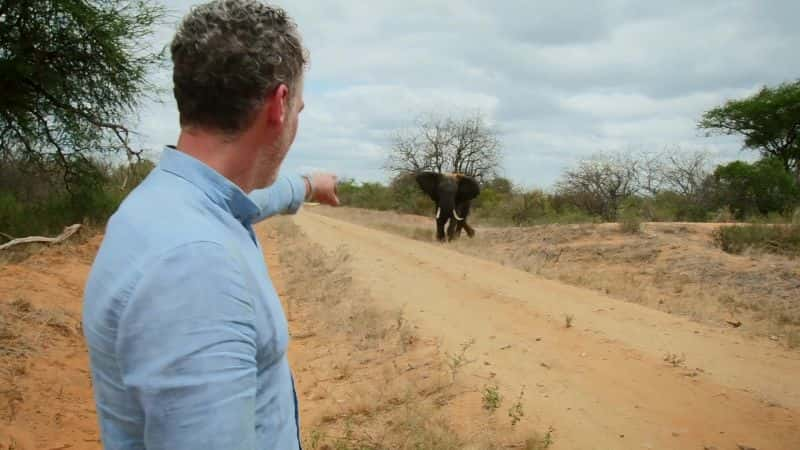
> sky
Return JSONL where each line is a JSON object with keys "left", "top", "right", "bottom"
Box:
{"left": 133, "top": 0, "right": 800, "bottom": 188}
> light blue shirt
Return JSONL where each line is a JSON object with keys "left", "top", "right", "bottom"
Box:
{"left": 83, "top": 147, "right": 307, "bottom": 450}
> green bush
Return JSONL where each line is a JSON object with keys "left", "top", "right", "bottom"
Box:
{"left": 506, "top": 191, "right": 549, "bottom": 226}
{"left": 337, "top": 180, "right": 396, "bottom": 211}
{"left": 389, "top": 173, "right": 430, "bottom": 215}
{"left": 473, "top": 186, "right": 597, "bottom": 226}
{"left": 470, "top": 187, "right": 507, "bottom": 222}
{"left": 0, "top": 156, "right": 154, "bottom": 238}
{"left": 617, "top": 203, "right": 643, "bottom": 233}
{"left": 0, "top": 192, "right": 25, "bottom": 238}
{"left": 474, "top": 190, "right": 547, "bottom": 225}
{"left": 708, "top": 158, "right": 800, "bottom": 219}
{"left": 648, "top": 192, "right": 709, "bottom": 222}
{"left": 713, "top": 223, "right": 800, "bottom": 256}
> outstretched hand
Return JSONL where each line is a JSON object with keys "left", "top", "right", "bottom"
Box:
{"left": 307, "top": 173, "right": 340, "bottom": 206}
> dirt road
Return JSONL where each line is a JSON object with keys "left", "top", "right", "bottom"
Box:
{"left": 294, "top": 210, "right": 800, "bottom": 450}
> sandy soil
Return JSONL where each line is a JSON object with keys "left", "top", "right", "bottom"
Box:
{"left": 0, "top": 236, "right": 102, "bottom": 450}
{"left": 313, "top": 206, "right": 800, "bottom": 343}
{"left": 294, "top": 209, "right": 800, "bottom": 450}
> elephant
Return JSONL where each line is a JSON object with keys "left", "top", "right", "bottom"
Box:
{"left": 416, "top": 171, "right": 481, "bottom": 242}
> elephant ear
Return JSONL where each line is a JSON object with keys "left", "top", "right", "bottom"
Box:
{"left": 456, "top": 175, "right": 480, "bottom": 202}
{"left": 416, "top": 172, "right": 441, "bottom": 202}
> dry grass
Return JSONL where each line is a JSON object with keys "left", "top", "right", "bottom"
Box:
{"left": 0, "top": 297, "right": 77, "bottom": 421}
{"left": 274, "top": 218, "right": 465, "bottom": 449}
{"left": 377, "top": 223, "right": 434, "bottom": 242}
{"left": 0, "top": 298, "right": 75, "bottom": 360}
{"left": 663, "top": 352, "right": 687, "bottom": 368}
{"left": 269, "top": 217, "right": 550, "bottom": 449}
{"left": 0, "top": 243, "right": 46, "bottom": 265}
{"left": 311, "top": 206, "right": 800, "bottom": 348}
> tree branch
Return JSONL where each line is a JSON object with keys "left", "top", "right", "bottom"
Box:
{"left": 0, "top": 224, "right": 81, "bottom": 251}
{"left": 21, "top": 78, "right": 142, "bottom": 159}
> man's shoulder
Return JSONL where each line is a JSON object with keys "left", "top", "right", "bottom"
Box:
{"left": 97, "top": 171, "right": 235, "bottom": 267}
{"left": 117, "top": 170, "right": 226, "bottom": 233}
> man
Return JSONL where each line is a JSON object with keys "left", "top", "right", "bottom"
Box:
{"left": 82, "top": 1, "right": 336, "bottom": 449}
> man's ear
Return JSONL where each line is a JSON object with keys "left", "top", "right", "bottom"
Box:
{"left": 265, "top": 84, "right": 290, "bottom": 125}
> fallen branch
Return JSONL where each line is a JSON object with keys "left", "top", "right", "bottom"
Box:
{"left": 0, "top": 224, "right": 81, "bottom": 251}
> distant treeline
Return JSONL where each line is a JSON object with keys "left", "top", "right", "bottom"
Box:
{"left": 339, "top": 153, "right": 800, "bottom": 226}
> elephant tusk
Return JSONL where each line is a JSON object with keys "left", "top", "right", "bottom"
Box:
{"left": 453, "top": 210, "right": 464, "bottom": 221}
{"left": 436, "top": 207, "right": 441, "bottom": 219}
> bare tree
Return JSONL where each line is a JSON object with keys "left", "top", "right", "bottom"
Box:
{"left": 636, "top": 150, "right": 666, "bottom": 196}
{"left": 386, "top": 128, "right": 426, "bottom": 173}
{"left": 449, "top": 114, "right": 501, "bottom": 179}
{"left": 634, "top": 148, "right": 712, "bottom": 198}
{"left": 556, "top": 149, "right": 714, "bottom": 220}
{"left": 659, "top": 149, "right": 712, "bottom": 198}
{"left": 386, "top": 112, "right": 501, "bottom": 181}
{"left": 556, "top": 152, "right": 640, "bottom": 221}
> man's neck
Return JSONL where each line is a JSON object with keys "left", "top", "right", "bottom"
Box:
{"left": 176, "top": 128, "right": 259, "bottom": 192}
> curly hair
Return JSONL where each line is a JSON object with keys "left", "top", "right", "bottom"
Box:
{"left": 170, "top": 0, "right": 308, "bottom": 134}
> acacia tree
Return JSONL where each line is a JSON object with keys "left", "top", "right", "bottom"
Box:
{"left": 0, "top": 0, "right": 165, "bottom": 187}
{"left": 699, "top": 80, "right": 800, "bottom": 180}
{"left": 386, "top": 112, "right": 501, "bottom": 182}
{"left": 709, "top": 158, "right": 800, "bottom": 218}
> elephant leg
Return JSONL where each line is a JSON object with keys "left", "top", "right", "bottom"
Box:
{"left": 454, "top": 221, "right": 464, "bottom": 239}
{"left": 463, "top": 221, "right": 476, "bottom": 238}
{"left": 446, "top": 219, "right": 458, "bottom": 241}
{"left": 435, "top": 217, "right": 447, "bottom": 242}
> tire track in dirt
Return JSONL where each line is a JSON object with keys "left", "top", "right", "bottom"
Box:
{"left": 294, "top": 210, "right": 800, "bottom": 450}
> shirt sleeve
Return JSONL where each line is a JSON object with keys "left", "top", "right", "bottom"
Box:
{"left": 248, "top": 174, "right": 307, "bottom": 223}
{"left": 117, "top": 242, "right": 257, "bottom": 450}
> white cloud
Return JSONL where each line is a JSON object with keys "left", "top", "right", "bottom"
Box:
{"left": 133, "top": 0, "right": 800, "bottom": 187}
{"left": 559, "top": 89, "right": 759, "bottom": 120}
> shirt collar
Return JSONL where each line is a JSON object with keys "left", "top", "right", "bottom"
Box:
{"left": 158, "top": 146, "right": 260, "bottom": 224}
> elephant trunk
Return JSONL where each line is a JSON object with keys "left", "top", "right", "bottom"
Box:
{"left": 437, "top": 195, "right": 455, "bottom": 221}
